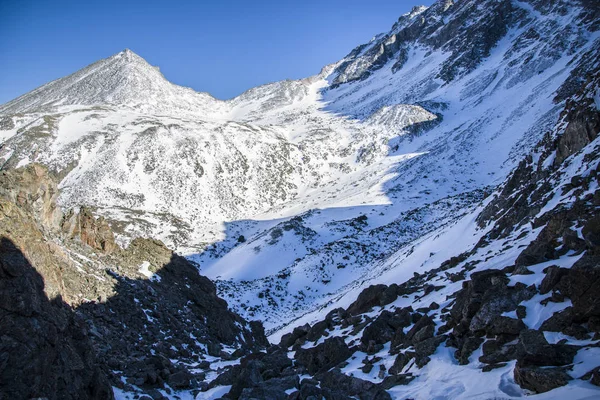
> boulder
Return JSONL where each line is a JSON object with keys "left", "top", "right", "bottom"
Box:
{"left": 168, "top": 370, "right": 193, "bottom": 389}
{"left": 238, "top": 376, "right": 297, "bottom": 400}
{"left": 539, "top": 307, "right": 575, "bottom": 332}
{"left": 305, "top": 320, "right": 330, "bottom": 342}
{"left": 557, "top": 255, "right": 600, "bottom": 318}
{"left": 295, "top": 337, "right": 352, "bottom": 375}
{"left": 487, "top": 316, "right": 526, "bottom": 336}
{"left": 228, "top": 360, "right": 265, "bottom": 399}
{"left": 347, "top": 284, "right": 391, "bottom": 315}
{"left": 582, "top": 215, "right": 600, "bottom": 249}
{"left": 455, "top": 336, "right": 484, "bottom": 365}
{"left": 469, "top": 283, "right": 536, "bottom": 333}
{"left": 414, "top": 336, "right": 446, "bottom": 368}
{"left": 379, "top": 374, "right": 415, "bottom": 389}
{"left": 514, "top": 363, "right": 572, "bottom": 393}
{"left": 405, "top": 315, "right": 435, "bottom": 343}
{"left": 516, "top": 330, "right": 577, "bottom": 366}
{"left": 388, "top": 353, "right": 411, "bottom": 375}
{"left": 539, "top": 266, "right": 569, "bottom": 295}
{"left": 317, "top": 369, "right": 391, "bottom": 400}
{"left": 479, "top": 339, "right": 519, "bottom": 365}
{"left": 361, "top": 310, "right": 406, "bottom": 345}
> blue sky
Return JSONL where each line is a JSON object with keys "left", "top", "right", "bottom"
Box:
{"left": 0, "top": 0, "right": 430, "bottom": 103}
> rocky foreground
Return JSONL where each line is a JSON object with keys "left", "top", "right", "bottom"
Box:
{"left": 1, "top": 0, "right": 600, "bottom": 398}
{"left": 0, "top": 164, "right": 267, "bottom": 400}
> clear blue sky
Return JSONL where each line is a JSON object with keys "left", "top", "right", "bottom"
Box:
{"left": 0, "top": 0, "right": 430, "bottom": 103}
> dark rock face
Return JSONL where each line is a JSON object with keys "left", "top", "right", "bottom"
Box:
{"left": 317, "top": 369, "right": 391, "bottom": 400}
{"left": 388, "top": 353, "right": 410, "bottom": 375}
{"left": 414, "top": 336, "right": 447, "bottom": 367}
{"left": 450, "top": 270, "right": 535, "bottom": 335}
{"left": 331, "top": 0, "right": 521, "bottom": 86}
{"left": 582, "top": 215, "right": 600, "bottom": 248}
{"left": 295, "top": 337, "right": 352, "bottom": 375}
{"left": 238, "top": 377, "right": 297, "bottom": 400}
{"left": 74, "top": 237, "right": 269, "bottom": 394}
{"left": 516, "top": 330, "right": 577, "bottom": 367}
{"left": 514, "top": 364, "right": 572, "bottom": 393}
{"left": 347, "top": 284, "right": 395, "bottom": 316}
{"left": 539, "top": 307, "right": 576, "bottom": 333}
{"left": 554, "top": 100, "right": 600, "bottom": 166}
{"left": 0, "top": 237, "right": 113, "bottom": 400}
{"left": 479, "top": 339, "right": 519, "bottom": 365}
{"left": 279, "top": 323, "right": 311, "bottom": 348}
{"left": 557, "top": 256, "right": 600, "bottom": 319}
{"left": 487, "top": 316, "right": 526, "bottom": 336}
{"left": 362, "top": 310, "right": 409, "bottom": 345}
{"left": 539, "top": 266, "right": 569, "bottom": 295}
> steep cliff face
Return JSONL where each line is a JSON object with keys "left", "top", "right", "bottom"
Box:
{"left": 0, "top": 177, "right": 113, "bottom": 399}
{"left": 0, "top": 164, "right": 62, "bottom": 229}
{"left": 0, "top": 165, "right": 268, "bottom": 399}
{"left": 61, "top": 206, "right": 118, "bottom": 254}
{"left": 0, "top": 236, "right": 114, "bottom": 400}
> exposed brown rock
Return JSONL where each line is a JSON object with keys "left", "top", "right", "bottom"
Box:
{"left": 62, "top": 206, "right": 117, "bottom": 254}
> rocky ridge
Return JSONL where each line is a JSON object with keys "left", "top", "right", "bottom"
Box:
{"left": 0, "top": 165, "right": 268, "bottom": 399}
{"left": 204, "top": 55, "right": 600, "bottom": 399}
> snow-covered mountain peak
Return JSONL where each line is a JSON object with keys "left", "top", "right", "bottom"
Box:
{"left": 0, "top": 49, "right": 226, "bottom": 119}
{"left": 116, "top": 48, "right": 141, "bottom": 62}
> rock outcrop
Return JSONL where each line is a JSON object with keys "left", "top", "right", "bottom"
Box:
{"left": 62, "top": 206, "right": 117, "bottom": 254}
{"left": 0, "top": 165, "right": 269, "bottom": 399}
{"left": 0, "top": 229, "right": 112, "bottom": 399}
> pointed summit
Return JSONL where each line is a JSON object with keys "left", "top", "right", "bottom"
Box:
{"left": 112, "top": 48, "right": 147, "bottom": 64}
{"left": 0, "top": 50, "right": 223, "bottom": 118}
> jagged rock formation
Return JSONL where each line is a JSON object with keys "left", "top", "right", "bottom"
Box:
{"left": 0, "top": 163, "right": 62, "bottom": 229}
{"left": 61, "top": 207, "right": 118, "bottom": 254}
{"left": 0, "top": 165, "right": 268, "bottom": 399}
{"left": 0, "top": 217, "right": 112, "bottom": 400}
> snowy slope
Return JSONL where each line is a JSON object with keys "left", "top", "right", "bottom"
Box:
{"left": 192, "top": 0, "right": 600, "bottom": 330}
{"left": 0, "top": 0, "right": 598, "bottom": 340}
{"left": 246, "top": 62, "right": 600, "bottom": 400}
